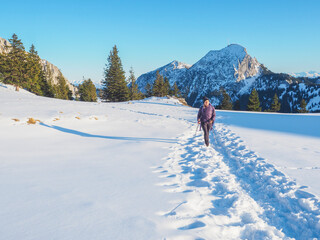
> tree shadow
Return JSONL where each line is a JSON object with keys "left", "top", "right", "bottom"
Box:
{"left": 39, "top": 122, "right": 178, "bottom": 143}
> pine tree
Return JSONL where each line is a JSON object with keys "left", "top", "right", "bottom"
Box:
{"left": 247, "top": 88, "right": 261, "bottom": 111}
{"left": 152, "top": 71, "right": 164, "bottom": 97}
{"left": 220, "top": 89, "right": 233, "bottom": 110}
{"left": 0, "top": 54, "right": 5, "bottom": 82}
{"left": 163, "top": 77, "right": 170, "bottom": 96}
{"left": 101, "top": 45, "right": 129, "bottom": 102}
{"left": 42, "top": 65, "right": 55, "bottom": 97}
{"left": 78, "top": 78, "right": 97, "bottom": 102}
{"left": 270, "top": 93, "right": 281, "bottom": 112}
{"left": 298, "top": 99, "right": 309, "bottom": 113}
{"left": 171, "top": 82, "right": 181, "bottom": 97}
{"left": 145, "top": 83, "right": 152, "bottom": 98}
{"left": 1, "top": 34, "right": 28, "bottom": 88}
{"left": 233, "top": 100, "right": 241, "bottom": 110}
{"left": 128, "top": 67, "right": 142, "bottom": 100}
{"left": 54, "top": 73, "right": 71, "bottom": 100}
{"left": 25, "top": 44, "right": 43, "bottom": 95}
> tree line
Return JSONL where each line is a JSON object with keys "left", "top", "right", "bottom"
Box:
{"left": 101, "top": 45, "right": 181, "bottom": 102}
{"left": 218, "top": 88, "right": 308, "bottom": 113}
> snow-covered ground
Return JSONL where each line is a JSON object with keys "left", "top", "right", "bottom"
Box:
{"left": 1, "top": 83, "right": 320, "bottom": 239}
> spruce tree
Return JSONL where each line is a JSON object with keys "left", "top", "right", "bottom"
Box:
{"left": 128, "top": 67, "right": 142, "bottom": 100}
{"left": 163, "top": 77, "right": 170, "bottom": 96}
{"left": 0, "top": 54, "right": 5, "bottom": 81}
{"left": 171, "top": 82, "right": 181, "bottom": 97}
{"left": 233, "top": 100, "right": 241, "bottom": 110}
{"left": 42, "top": 65, "right": 55, "bottom": 97}
{"left": 25, "top": 44, "right": 43, "bottom": 95}
{"left": 78, "top": 78, "right": 97, "bottom": 102}
{"left": 220, "top": 89, "right": 233, "bottom": 110}
{"left": 145, "top": 82, "right": 152, "bottom": 98}
{"left": 54, "top": 73, "right": 71, "bottom": 100}
{"left": 101, "top": 45, "right": 129, "bottom": 102}
{"left": 152, "top": 71, "right": 164, "bottom": 97}
{"left": 247, "top": 88, "right": 261, "bottom": 111}
{"left": 270, "top": 93, "right": 281, "bottom": 112}
{"left": 298, "top": 99, "right": 309, "bottom": 113}
{"left": 1, "top": 34, "right": 28, "bottom": 88}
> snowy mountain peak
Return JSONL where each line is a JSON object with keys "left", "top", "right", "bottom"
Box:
{"left": 218, "top": 43, "right": 247, "bottom": 56}
{"left": 170, "top": 60, "right": 192, "bottom": 70}
{"left": 136, "top": 44, "right": 262, "bottom": 106}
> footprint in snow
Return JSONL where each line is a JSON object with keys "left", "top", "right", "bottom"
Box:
{"left": 210, "top": 194, "right": 239, "bottom": 216}
{"left": 178, "top": 221, "right": 206, "bottom": 230}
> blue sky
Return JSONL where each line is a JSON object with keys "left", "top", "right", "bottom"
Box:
{"left": 1, "top": 0, "right": 319, "bottom": 85}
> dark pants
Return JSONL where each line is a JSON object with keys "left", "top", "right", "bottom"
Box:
{"left": 201, "top": 122, "right": 212, "bottom": 146}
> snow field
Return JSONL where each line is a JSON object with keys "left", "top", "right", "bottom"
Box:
{"left": 1, "top": 83, "right": 320, "bottom": 239}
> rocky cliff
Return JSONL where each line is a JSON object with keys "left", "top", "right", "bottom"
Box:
{"left": 0, "top": 37, "right": 77, "bottom": 96}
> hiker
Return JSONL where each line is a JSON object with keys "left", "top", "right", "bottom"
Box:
{"left": 197, "top": 97, "right": 216, "bottom": 147}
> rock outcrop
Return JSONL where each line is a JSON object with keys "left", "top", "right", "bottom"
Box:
{"left": 0, "top": 37, "right": 77, "bottom": 96}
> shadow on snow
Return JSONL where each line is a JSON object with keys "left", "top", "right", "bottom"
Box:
{"left": 39, "top": 122, "right": 177, "bottom": 143}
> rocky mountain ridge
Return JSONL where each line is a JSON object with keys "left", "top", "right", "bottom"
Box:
{"left": 136, "top": 44, "right": 320, "bottom": 112}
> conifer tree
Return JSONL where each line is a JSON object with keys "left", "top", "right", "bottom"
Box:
{"left": 25, "top": 44, "right": 43, "bottom": 95}
{"left": 247, "top": 88, "right": 261, "bottom": 111}
{"left": 0, "top": 54, "right": 5, "bottom": 81}
{"left": 233, "top": 100, "right": 241, "bottom": 110}
{"left": 220, "top": 89, "right": 233, "bottom": 110}
{"left": 1, "top": 34, "right": 28, "bottom": 88}
{"left": 78, "top": 78, "right": 97, "bottom": 102}
{"left": 101, "top": 45, "right": 129, "bottom": 102}
{"left": 145, "top": 83, "right": 152, "bottom": 98}
{"left": 54, "top": 73, "right": 71, "bottom": 100}
{"left": 270, "top": 93, "right": 281, "bottom": 112}
{"left": 42, "top": 65, "right": 55, "bottom": 97}
{"left": 171, "top": 82, "right": 181, "bottom": 97}
{"left": 152, "top": 71, "right": 164, "bottom": 97}
{"left": 298, "top": 99, "right": 309, "bottom": 113}
{"left": 163, "top": 77, "right": 170, "bottom": 96}
{"left": 128, "top": 67, "right": 142, "bottom": 100}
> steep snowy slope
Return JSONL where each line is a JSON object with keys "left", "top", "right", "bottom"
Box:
{"left": 135, "top": 60, "right": 191, "bottom": 92}
{"left": 136, "top": 44, "right": 320, "bottom": 112}
{"left": 185, "top": 44, "right": 261, "bottom": 106}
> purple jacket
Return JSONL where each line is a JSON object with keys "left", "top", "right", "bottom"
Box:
{"left": 197, "top": 104, "right": 216, "bottom": 124}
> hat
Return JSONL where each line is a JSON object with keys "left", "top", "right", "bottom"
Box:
{"left": 203, "top": 96, "right": 209, "bottom": 102}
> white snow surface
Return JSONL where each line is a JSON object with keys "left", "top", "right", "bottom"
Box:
{"left": 1, "top": 84, "right": 320, "bottom": 239}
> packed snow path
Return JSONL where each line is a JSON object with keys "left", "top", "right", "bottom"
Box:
{"left": 156, "top": 124, "right": 320, "bottom": 239}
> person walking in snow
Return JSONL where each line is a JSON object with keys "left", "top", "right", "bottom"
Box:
{"left": 197, "top": 97, "right": 216, "bottom": 147}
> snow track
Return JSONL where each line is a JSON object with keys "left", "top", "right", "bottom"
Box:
{"left": 156, "top": 123, "right": 320, "bottom": 239}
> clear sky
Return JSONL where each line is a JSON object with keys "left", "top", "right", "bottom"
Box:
{"left": 1, "top": 0, "right": 319, "bottom": 85}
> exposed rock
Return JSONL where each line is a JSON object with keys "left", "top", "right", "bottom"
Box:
{"left": 0, "top": 37, "right": 10, "bottom": 54}
{"left": 0, "top": 37, "right": 77, "bottom": 96}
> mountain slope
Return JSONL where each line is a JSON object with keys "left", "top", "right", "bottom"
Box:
{"left": 136, "top": 44, "right": 320, "bottom": 112}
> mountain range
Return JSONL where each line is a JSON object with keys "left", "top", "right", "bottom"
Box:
{"left": 136, "top": 44, "right": 320, "bottom": 112}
